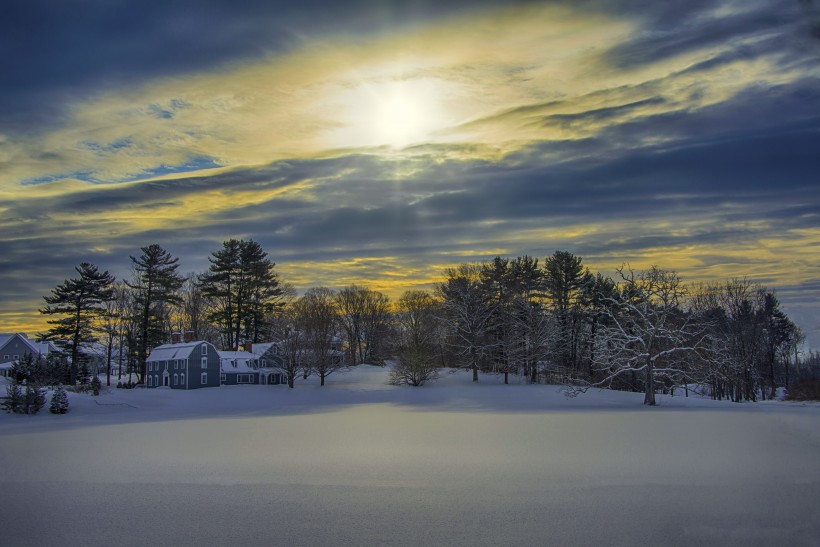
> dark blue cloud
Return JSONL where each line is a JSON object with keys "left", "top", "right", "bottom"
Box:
{"left": 0, "top": 0, "right": 528, "bottom": 135}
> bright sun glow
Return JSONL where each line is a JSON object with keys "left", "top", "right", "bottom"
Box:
{"left": 327, "top": 77, "right": 455, "bottom": 149}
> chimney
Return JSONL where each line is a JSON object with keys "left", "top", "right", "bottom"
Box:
{"left": 244, "top": 340, "right": 253, "bottom": 353}
{"left": 171, "top": 332, "right": 181, "bottom": 344}
{"left": 184, "top": 330, "right": 196, "bottom": 343}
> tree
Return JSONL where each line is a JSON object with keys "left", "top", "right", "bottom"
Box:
{"left": 273, "top": 307, "right": 307, "bottom": 388}
{"left": 199, "top": 239, "right": 285, "bottom": 350}
{"left": 23, "top": 384, "right": 46, "bottom": 414}
{"left": 49, "top": 385, "right": 69, "bottom": 414}
{"left": 39, "top": 262, "right": 115, "bottom": 384}
{"left": 2, "top": 382, "right": 23, "bottom": 413}
{"left": 543, "top": 251, "right": 592, "bottom": 372}
{"left": 437, "top": 264, "right": 495, "bottom": 382}
{"left": 4, "top": 379, "right": 46, "bottom": 414}
{"left": 335, "top": 285, "right": 391, "bottom": 365}
{"left": 480, "top": 257, "right": 516, "bottom": 383}
{"left": 293, "top": 287, "right": 343, "bottom": 386}
{"left": 690, "top": 279, "right": 802, "bottom": 402}
{"left": 127, "top": 244, "right": 184, "bottom": 383}
{"left": 390, "top": 290, "right": 441, "bottom": 386}
{"left": 592, "top": 266, "right": 707, "bottom": 405}
{"left": 174, "top": 272, "right": 215, "bottom": 343}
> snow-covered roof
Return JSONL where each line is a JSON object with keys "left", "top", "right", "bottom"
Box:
{"left": 218, "top": 350, "right": 257, "bottom": 373}
{"left": 249, "top": 342, "right": 281, "bottom": 357}
{"left": 147, "top": 341, "right": 209, "bottom": 362}
{"left": 0, "top": 333, "right": 47, "bottom": 363}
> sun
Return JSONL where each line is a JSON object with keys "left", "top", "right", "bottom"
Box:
{"left": 328, "top": 77, "right": 453, "bottom": 149}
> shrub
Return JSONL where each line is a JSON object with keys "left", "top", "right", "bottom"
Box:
{"left": 786, "top": 379, "right": 820, "bottom": 401}
{"left": 49, "top": 385, "right": 70, "bottom": 414}
{"left": 2, "top": 382, "right": 24, "bottom": 413}
{"left": 24, "top": 385, "right": 46, "bottom": 414}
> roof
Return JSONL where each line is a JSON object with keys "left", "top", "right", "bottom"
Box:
{"left": 0, "top": 333, "right": 47, "bottom": 363}
{"left": 218, "top": 350, "right": 257, "bottom": 373}
{"left": 147, "top": 341, "right": 209, "bottom": 362}
{"left": 249, "top": 342, "right": 281, "bottom": 357}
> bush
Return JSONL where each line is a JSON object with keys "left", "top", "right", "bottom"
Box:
{"left": 50, "top": 385, "right": 69, "bottom": 414}
{"left": 2, "top": 382, "right": 24, "bottom": 413}
{"left": 24, "top": 385, "right": 46, "bottom": 414}
{"left": 91, "top": 375, "right": 101, "bottom": 396}
{"left": 786, "top": 379, "right": 820, "bottom": 401}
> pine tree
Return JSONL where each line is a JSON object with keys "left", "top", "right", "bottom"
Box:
{"left": 199, "top": 239, "right": 284, "bottom": 349}
{"left": 39, "top": 262, "right": 115, "bottom": 384}
{"left": 49, "top": 385, "right": 70, "bottom": 414}
{"left": 127, "top": 244, "right": 184, "bottom": 383}
{"left": 24, "top": 385, "right": 46, "bottom": 414}
{"left": 543, "top": 251, "right": 592, "bottom": 371}
{"left": 2, "top": 382, "right": 23, "bottom": 413}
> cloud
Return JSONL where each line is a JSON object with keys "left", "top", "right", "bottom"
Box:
{"left": 1, "top": 1, "right": 819, "bottom": 347}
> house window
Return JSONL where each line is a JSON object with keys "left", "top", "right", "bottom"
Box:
{"left": 201, "top": 344, "right": 207, "bottom": 356}
{"left": 148, "top": 376, "right": 153, "bottom": 387}
{"left": 13, "top": 355, "right": 19, "bottom": 360}
{"left": 3, "top": 355, "right": 8, "bottom": 361}
{"left": 201, "top": 357, "right": 208, "bottom": 369}
{"left": 174, "top": 373, "right": 178, "bottom": 385}
{"left": 201, "top": 372, "right": 207, "bottom": 385}
{"left": 174, "top": 360, "right": 178, "bottom": 369}
{"left": 180, "top": 373, "right": 185, "bottom": 385}
{"left": 238, "top": 374, "right": 252, "bottom": 384}
{"left": 261, "top": 359, "right": 267, "bottom": 367}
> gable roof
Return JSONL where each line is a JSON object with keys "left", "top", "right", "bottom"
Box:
{"left": 147, "top": 341, "right": 210, "bottom": 362}
{"left": 249, "top": 342, "right": 281, "bottom": 357}
{"left": 0, "top": 333, "right": 43, "bottom": 362}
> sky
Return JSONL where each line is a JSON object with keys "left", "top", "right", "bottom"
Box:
{"left": 1, "top": 0, "right": 819, "bottom": 348}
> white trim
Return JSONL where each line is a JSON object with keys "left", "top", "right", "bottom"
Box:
{"left": 201, "top": 372, "right": 207, "bottom": 385}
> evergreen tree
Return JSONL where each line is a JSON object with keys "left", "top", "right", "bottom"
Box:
{"left": 2, "top": 382, "right": 23, "bottom": 413}
{"left": 543, "top": 251, "right": 592, "bottom": 371}
{"left": 49, "top": 384, "right": 70, "bottom": 414}
{"left": 199, "top": 239, "right": 284, "bottom": 349}
{"left": 127, "top": 244, "right": 184, "bottom": 382}
{"left": 90, "top": 375, "right": 101, "bottom": 396}
{"left": 39, "top": 262, "right": 115, "bottom": 384}
{"left": 24, "top": 384, "right": 46, "bottom": 414}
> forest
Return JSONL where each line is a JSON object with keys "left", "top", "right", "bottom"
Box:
{"left": 21, "top": 240, "right": 818, "bottom": 406}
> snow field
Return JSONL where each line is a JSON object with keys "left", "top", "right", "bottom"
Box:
{"left": 1, "top": 366, "right": 818, "bottom": 546}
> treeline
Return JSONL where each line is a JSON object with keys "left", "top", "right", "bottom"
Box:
{"left": 32, "top": 241, "right": 814, "bottom": 404}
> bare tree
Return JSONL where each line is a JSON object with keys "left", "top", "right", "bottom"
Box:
{"left": 592, "top": 266, "right": 707, "bottom": 405}
{"left": 293, "top": 287, "right": 343, "bottom": 386}
{"left": 271, "top": 305, "right": 306, "bottom": 388}
{"left": 390, "top": 290, "right": 441, "bottom": 386}
{"left": 335, "top": 285, "right": 391, "bottom": 365}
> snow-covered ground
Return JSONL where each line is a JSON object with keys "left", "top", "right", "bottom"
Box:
{"left": 1, "top": 366, "right": 818, "bottom": 546}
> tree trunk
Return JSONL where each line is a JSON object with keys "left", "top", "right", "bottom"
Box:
{"left": 644, "top": 360, "right": 656, "bottom": 405}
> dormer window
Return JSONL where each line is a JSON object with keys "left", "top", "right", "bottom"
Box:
{"left": 201, "top": 344, "right": 207, "bottom": 356}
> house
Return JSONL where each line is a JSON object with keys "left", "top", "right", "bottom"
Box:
{"left": 218, "top": 350, "right": 261, "bottom": 385}
{"left": 248, "top": 342, "right": 287, "bottom": 385}
{"left": 145, "top": 341, "right": 220, "bottom": 389}
{"left": 0, "top": 333, "right": 57, "bottom": 378}
{"left": 220, "top": 345, "right": 287, "bottom": 385}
